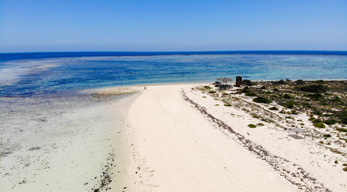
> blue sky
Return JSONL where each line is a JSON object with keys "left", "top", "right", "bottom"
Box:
{"left": 1, "top": 0, "right": 346, "bottom": 52}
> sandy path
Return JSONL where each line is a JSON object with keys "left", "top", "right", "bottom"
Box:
{"left": 125, "top": 84, "right": 299, "bottom": 192}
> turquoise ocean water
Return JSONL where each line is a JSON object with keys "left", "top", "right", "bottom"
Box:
{"left": 0, "top": 51, "right": 346, "bottom": 97}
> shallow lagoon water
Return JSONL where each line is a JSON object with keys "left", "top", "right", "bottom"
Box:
{"left": 0, "top": 53, "right": 346, "bottom": 97}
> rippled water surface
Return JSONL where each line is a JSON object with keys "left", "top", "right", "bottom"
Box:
{"left": 1, "top": 52, "right": 346, "bottom": 97}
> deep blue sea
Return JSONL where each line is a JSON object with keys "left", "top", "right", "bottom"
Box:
{"left": 0, "top": 51, "right": 346, "bottom": 97}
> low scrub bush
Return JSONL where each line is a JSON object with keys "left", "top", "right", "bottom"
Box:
{"left": 314, "top": 122, "right": 326, "bottom": 128}
{"left": 208, "top": 90, "right": 216, "bottom": 93}
{"left": 336, "top": 128, "right": 347, "bottom": 132}
{"left": 324, "top": 119, "right": 337, "bottom": 125}
{"left": 245, "top": 92, "right": 257, "bottom": 97}
{"left": 323, "top": 134, "right": 332, "bottom": 138}
{"left": 269, "top": 106, "right": 278, "bottom": 110}
{"left": 305, "top": 93, "right": 324, "bottom": 100}
{"left": 242, "top": 79, "right": 253, "bottom": 86}
{"left": 248, "top": 124, "right": 257, "bottom": 128}
{"left": 298, "top": 84, "right": 328, "bottom": 93}
{"left": 281, "top": 101, "right": 294, "bottom": 109}
{"left": 313, "top": 119, "right": 322, "bottom": 123}
{"left": 283, "top": 94, "right": 293, "bottom": 99}
{"left": 253, "top": 96, "right": 272, "bottom": 104}
{"left": 337, "top": 110, "right": 347, "bottom": 124}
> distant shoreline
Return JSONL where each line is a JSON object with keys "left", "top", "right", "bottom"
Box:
{"left": 1, "top": 50, "right": 347, "bottom": 61}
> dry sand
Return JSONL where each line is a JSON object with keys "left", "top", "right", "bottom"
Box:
{"left": 124, "top": 84, "right": 299, "bottom": 192}
{"left": 2, "top": 83, "right": 345, "bottom": 191}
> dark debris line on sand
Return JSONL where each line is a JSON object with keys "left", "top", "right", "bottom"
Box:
{"left": 182, "top": 90, "right": 331, "bottom": 192}
{"left": 91, "top": 152, "right": 116, "bottom": 192}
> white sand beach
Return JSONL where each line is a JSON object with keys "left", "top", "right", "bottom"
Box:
{"left": 1, "top": 83, "right": 346, "bottom": 192}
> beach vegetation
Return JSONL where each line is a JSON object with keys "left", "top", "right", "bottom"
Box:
{"left": 314, "top": 122, "right": 326, "bottom": 128}
{"left": 302, "top": 103, "right": 312, "bottom": 108}
{"left": 298, "top": 84, "right": 328, "bottom": 93}
{"left": 305, "top": 93, "right": 324, "bottom": 100}
{"left": 324, "top": 119, "right": 337, "bottom": 125}
{"left": 323, "top": 134, "right": 332, "bottom": 138}
{"left": 275, "top": 79, "right": 286, "bottom": 84}
{"left": 261, "top": 85, "right": 266, "bottom": 89}
{"left": 273, "top": 88, "right": 279, "bottom": 91}
{"left": 337, "top": 110, "right": 347, "bottom": 124}
{"left": 242, "top": 79, "right": 253, "bottom": 86}
{"left": 295, "top": 80, "right": 304, "bottom": 85}
{"left": 269, "top": 106, "right": 278, "bottom": 110}
{"left": 253, "top": 96, "right": 272, "bottom": 104}
{"left": 291, "top": 110, "right": 298, "bottom": 115}
{"left": 313, "top": 109, "right": 323, "bottom": 116}
{"left": 282, "top": 94, "right": 293, "bottom": 99}
{"left": 336, "top": 128, "right": 347, "bottom": 132}
{"left": 245, "top": 92, "right": 257, "bottom": 97}
{"left": 208, "top": 90, "right": 216, "bottom": 94}
{"left": 242, "top": 88, "right": 250, "bottom": 93}
{"left": 248, "top": 124, "right": 257, "bottom": 128}
{"left": 315, "top": 80, "right": 326, "bottom": 84}
{"left": 280, "top": 101, "right": 294, "bottom": 109}
{"left": 224, "top": 103, "right": 232, "bottom": 107}
{"left": 343, "top": 167, "right": 347, "bottom": 172}
{"left": 313, "top": 119, "right": 323, "bottom": 123}
{"left": 257, "top": 123, "right": 265, "bottom": 126}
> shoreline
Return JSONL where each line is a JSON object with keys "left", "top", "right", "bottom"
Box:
{"left": 1, "top": 82, "right": 346, "bottom": 191}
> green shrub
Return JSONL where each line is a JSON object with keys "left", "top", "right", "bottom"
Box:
{"left": 257, "top": 123, "right": 265, "bottom": 126}
{"left": 291, "top": 110, "right": 298, "bottom": 115}
{"left": 336, "top": 128, "right": 347, "bottom": 132}
{"left": 253, "top": 96, "right": 272, "bottom": 104}
{"left": 315, "top": 80, "right": 326, "bottom": 84}
{"left": 261, "top": 86, "right": 266, "bottom": 89}
{"left": 305, "top": 93, "right": 324, "bottom": 100}
{"left": 242, "top": 89, "right": 250, "bottom": 93}
{"left": 273, "top": 88, "right": 279, "bottom": 91}
{"left": 309, "top": 117, "right": 316, "bottom": 121}
{"left": 269, "top": 106, "right": 278, "bottom": 110}
{"left": 248, "top": 124, "right": 257, "bottom": 128}
{"left": 204, "top": 86, "right": 212, "bottom": 90}
{"left": 281, "top": 101, "right": 294, "bottom": 109}
{"left": 313, "top": 109, "right": 323, "bottom": 116}
{"left": 245, "top": 92, "right": 257, "bottom": 97}
{"left": 302, "top": 103, "right": 312, "bottom": 108}
{"left": 313, "top": 119, "right": 323, "bottom": 123}
{"left": 276, "top": 79, "right": 286, "bottom": 84}
{"left": 324, "top": 119, "right": 337, "bottom": 125}
{"left": 343, "top": 167, "right": 347, "bottom": 172}
{"left": 283, "top": 94, "right": 293, "bottom": 99}
{"left": 323, "top": 134, "right": 332, "bottom": 138}
{"left": 295, "top": 80, "right": 304, "bottom": 85}
{"left": 208, "top": 90, "right": 216, "bottom": 93}
{"left": 224, "top": 103, "right": 232, "bottom": 107}
{"left": 298, "top": 84, "right": 328, "bottom": 93}
{"left": 242, "top": 79, "right": 253, "bottom": 86}
{"left": 332, "top": 96, "right": 342, "bottom": 102}
{"left": 314, "top": 122, "right": 326, "bottom": 128}
{"left": 338, "top": 110, "right": 347, "bottom": 124}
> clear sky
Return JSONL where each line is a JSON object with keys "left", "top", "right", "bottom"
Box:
{"left": 0, "top": 0, "right": 346, "bottom": 53}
